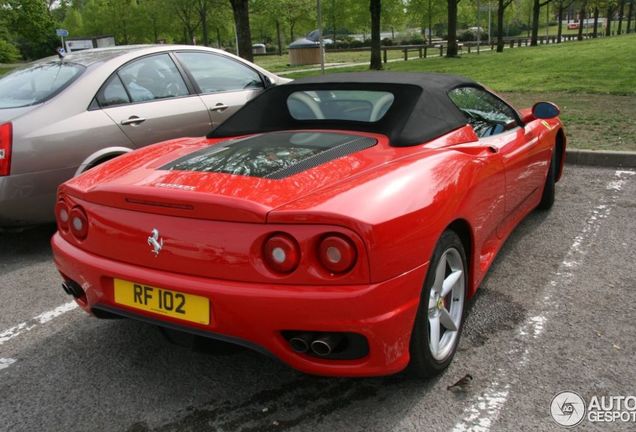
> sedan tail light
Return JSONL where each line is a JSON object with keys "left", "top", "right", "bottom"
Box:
{"left": 69, "top": 206, "right": 89, "bottom": 240}
{"left": 0, "top": 122, "right": 12, "bottom": 176}
{"left": 318, "top": 235, "right": 357, "bottom": 274}
{"left": 263, "top": 233, "right": 300, "bottom": 274}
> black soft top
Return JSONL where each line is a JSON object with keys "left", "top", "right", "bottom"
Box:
{"left": 208, "top": 72, "right": 480, "bottom": 147}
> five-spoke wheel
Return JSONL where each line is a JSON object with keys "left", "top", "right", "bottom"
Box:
{"left": 408, "top": 229, "right": 467, "bottom": 377}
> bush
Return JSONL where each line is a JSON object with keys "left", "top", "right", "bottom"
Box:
{"left": 458, "top": 30, "right": 477, "bottom": 42}
{"left": 381, "top": 37, "right": 394, "bottom": 46}
{"left": 0, "top": 39, "right": 21, "bottom": 63}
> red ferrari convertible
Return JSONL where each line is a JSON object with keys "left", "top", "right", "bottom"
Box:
{"left": 52, "top": 73, "right": 565, "bottom": 377}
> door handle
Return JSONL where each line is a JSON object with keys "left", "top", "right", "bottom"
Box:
{"left": 210, "top": 103, "right": 229, "bottom": 112}
{"left": 121, "top": 116, "right": 146, "bottom": 125}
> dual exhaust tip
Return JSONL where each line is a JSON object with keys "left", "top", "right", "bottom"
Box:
{"left": 288, "top": 333, "right": 343, "bottom": 357}
{"left": 62, "top": 279, "right": 84, "bottom": 299}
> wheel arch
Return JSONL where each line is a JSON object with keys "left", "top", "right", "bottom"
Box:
{"left": 445, "top": 218, "right": 476, "bottom": 298}
{"left": 74, "top": 146, "right": 133, "bottom": 176}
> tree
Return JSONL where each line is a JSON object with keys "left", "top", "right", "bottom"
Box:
{"left": 627, "top": 0, "right": 634, "bottom": 33}
{"left": 531, "top": 0, "right": 552, "bottom": 46}
{"left": 229, "top": 0, "right": 253, "bottom": 61}
{"left": 370, "top": 0, "right": 382, "bottom": 69}
{"left": 577, "top": 0, "right": 587, "bottom": 40}
{"left": 2, "top": 0, "right": 57, "bottom": 59}
{"left": 175, "top": 0, "right": 200, "bottom": 44}
{"left": 606, "top": 0, "right": 617, "bottom": 36}
{"left": 447, "top": 0, "right": 459, "bottom": 57}
{"left": 554, "top": 0, "right": 575, "bottom": 42}
{"left": 617, "top": 0, "right": 626, "bottom": 33}
{"left": 496, "top": 0, "right": 514, "bottom": 52}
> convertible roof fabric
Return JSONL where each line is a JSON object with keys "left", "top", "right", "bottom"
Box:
{"left": 207, "top": 72, "right": 480, "bottom": 147}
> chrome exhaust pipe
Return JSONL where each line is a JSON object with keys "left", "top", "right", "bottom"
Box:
{"left": 310, "top": 334, "right": 343, "bottom": 357}
{"left": 62, "top": 280, "right": 84, "bottom": 299}
{"left": 288, "top": 333, "right": 312, "bottom": 353}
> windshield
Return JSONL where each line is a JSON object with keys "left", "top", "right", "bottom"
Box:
{"left": 0, "top": 62, "right": 85, "bottom": 109}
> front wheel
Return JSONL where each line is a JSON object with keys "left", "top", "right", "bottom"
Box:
{"left": 407, "top": 230, "right": 467, "bottom": 378}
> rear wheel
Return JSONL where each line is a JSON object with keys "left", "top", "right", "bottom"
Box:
{"left": 537, "top": 148, "right": 556, "bottom": 210}
{"left": 407, "top": 230, "right": 467, "bottom": 378}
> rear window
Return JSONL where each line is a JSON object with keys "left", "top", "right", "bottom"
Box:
{"left": 0, "top": 62, "right": 85, "bottom": 108}
{"left": 162, "top": 131, "right": 377, "bottom": 179}
{"left": 287, "top": 90, "right": 394, "bottom": 122}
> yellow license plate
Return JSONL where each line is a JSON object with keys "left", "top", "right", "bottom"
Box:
{"left": 113, "top": 279, "right": 210, "bottom": 325}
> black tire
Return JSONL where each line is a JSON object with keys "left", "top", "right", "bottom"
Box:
{"left": 407, "top": 230, "right": 467, "bottom": 378}
{"left": 537, "top": 149, "right": 556, "bottom": 210}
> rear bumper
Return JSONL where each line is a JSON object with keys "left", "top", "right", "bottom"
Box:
{"left": 0, "top": 167, "right": 75, "bottom": 226}
{"left": 52, "top": 233, "right": 427, "bottom": 377}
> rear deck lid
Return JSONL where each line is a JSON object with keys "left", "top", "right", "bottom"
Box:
{"left": 63, "top": 131, "right": 387, "bottom": 222}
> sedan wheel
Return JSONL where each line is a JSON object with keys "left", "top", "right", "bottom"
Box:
{"left": 408, "top": 230, "right": 467, "bottom": 377}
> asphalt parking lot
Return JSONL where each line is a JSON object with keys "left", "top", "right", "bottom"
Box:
{"left": 1, "top": 165, "right": 634, "bottom": 432}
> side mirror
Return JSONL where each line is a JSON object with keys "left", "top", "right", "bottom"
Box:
{"left": 532, "top": 102, "right": 560, "bottom": 119}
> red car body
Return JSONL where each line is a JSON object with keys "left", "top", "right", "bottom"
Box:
{"left": 51, "top": 73, "right": 565, "bottom": 377}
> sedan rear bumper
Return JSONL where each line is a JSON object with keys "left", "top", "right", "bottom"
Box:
{"left": 0, "top": 167, "right": 75, "bottom": 226}
{"left": 52, "top": 232, "right": 428, "bottom": 377}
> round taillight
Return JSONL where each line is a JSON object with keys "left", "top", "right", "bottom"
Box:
{"left": 263, "top": 233, "right": 300, "bottom": 274}
{"left": 55, "top": 201, "right": 70, "bottom": 231}
{"left": 69, "top": 207, "right": 89, "bottom": 240}
{"left": 318, "top": 235, "right": 357, "bottom": 274}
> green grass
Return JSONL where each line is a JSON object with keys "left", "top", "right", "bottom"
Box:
{"left": 253, "top": 49, "right": 407, "bottom": 73}
{"left": 286, "top": 33, "right": 636, "bottom": 95}
{"left": 284, "top": 35, "right": 636, "bottom": 151}
{"left": 501, "top": 92, "right": 636, "bottom": 151}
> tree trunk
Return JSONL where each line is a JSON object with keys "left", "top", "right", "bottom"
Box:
{"left": 577, "top": 3, "right": 585, "bottom": 40}
{"left": 531, "top": 0, "right": 542, "bottom": 46}
{"left": 593, "top": 6, "right": 599, "bottom": 37}
{"left": 370, "top": 0, "right": 382, "bottom": 70}
{"left": 275, "top": 19, "right": 282, "bottom": 56}
{"left": 557, "top": 5, "right": 564, "bottom": 42}
{"left": 497, "top": 0, "right": 506, "bottom": 52}
{"left": 447, "top": 0, "right": 458, "bottom": 57}
{"left": 217, "top": 27, "right": 222, "bottom": 48}
{"left": 627, "top": 0, "right": 634, "bottom": 33}
{"left": 290, "top": 21, "right": 296, "bottom": 42}
{"left": 428, "top": 0, "right": 433, "bottom": 45}
{"left": 606, "top": 5, "right": 613, "bottom": 36}
{"left": 617, "top": 0, "right": 625, "bottom": 34}
{"left": 331, "top": 0, "right": 337, "bottom": 43}
{"left": 229, "top": 0, "right": 253, "bottom": 61}
{"left": 200, "top": 1, "right": 209, "bottom": 46}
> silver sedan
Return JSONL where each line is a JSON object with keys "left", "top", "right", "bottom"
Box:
{"left": 0, "top": 45, "right": 288, "bottom": 226}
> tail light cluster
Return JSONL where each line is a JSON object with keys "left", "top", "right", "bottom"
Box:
{"left": 56, "top": 200, "right": 89, "bottom": 240}
{"left": 0, "top": 122, "right": 12, "bottom": 177}
{"left": 263, "top": 232, "right": 357, "bottom": 276}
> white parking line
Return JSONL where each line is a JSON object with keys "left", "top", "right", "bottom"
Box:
{"left": 0, "top": 358, "right": 16, "bottom": 371}
{"left": 452, "top": 170, "right": 635, "bottom": 432}
{"left": 0, "top": 301, "right": 78, "bottom": 346}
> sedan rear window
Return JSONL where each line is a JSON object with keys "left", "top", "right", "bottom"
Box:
{"left": 0, "top": 62, "right": 85, "bottom": 108}
{"left": 287, "top": 90, "right": 394, "bottom": 122}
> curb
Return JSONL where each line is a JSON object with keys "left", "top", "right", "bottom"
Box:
{"left": 565, "top": 149, "right": 636, "bottom": 168}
